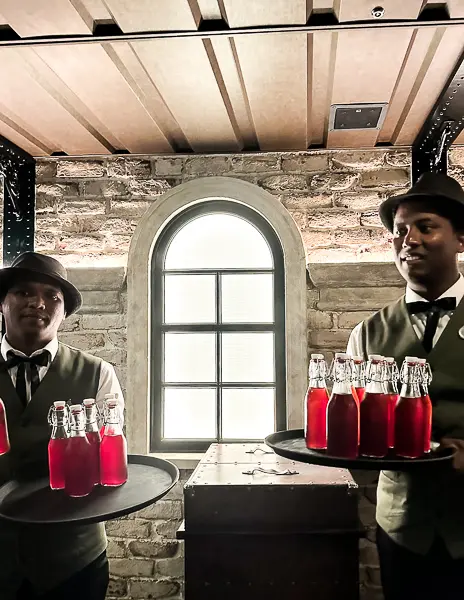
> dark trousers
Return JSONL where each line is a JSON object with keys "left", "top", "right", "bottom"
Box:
{"left": 377, "top": 526, "right": 464, "bottom": 600}
{"left": 16, "top": 551, "right": 109, "bottom": 600}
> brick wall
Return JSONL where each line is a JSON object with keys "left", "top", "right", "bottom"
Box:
{"left": 5, "top": 147, "right": 464, "bottom": 599}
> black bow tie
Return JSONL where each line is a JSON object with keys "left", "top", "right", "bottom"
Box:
{"left": 407, "top": 297, "right": 457, "bottom": 315}
{"left": 3, "top": 351, "right": 50, "bottom": 370}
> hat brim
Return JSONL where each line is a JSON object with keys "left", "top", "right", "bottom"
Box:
{"left": 0, "top": 267, "right": 82, "bottom": 316}
{"left": 379, "top": 191, "right": 464, "bottom": 232}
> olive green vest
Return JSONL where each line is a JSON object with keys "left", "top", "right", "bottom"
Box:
{"left": 0, "top": 343, "right": 107, "bottom": 594}
{"left": 350, "top": 296, "right": 464, "bottom": 557}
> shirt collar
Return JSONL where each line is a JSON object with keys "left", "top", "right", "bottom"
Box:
{"left": 405, "top": 273, "right": 464, "bottom": 306}
{"left": 1, "top": 336, "right": 58, "bottom": 362}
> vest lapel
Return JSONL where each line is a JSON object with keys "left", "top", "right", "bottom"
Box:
{"left": 428, "top": 295, "right": 464, "bottom": 368}
{"left": 0, "top": 357, "right": 25, "bottom": 425}
{"left": 383, "top": 297, "right": 426, "bottom": 360}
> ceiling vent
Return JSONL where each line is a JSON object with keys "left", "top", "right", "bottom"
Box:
{"left": 329, "top": 103, "right": 388, "bottom": 131}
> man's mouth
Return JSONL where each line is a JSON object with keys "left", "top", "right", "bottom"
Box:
{"left": 401, "top": 254, "right": 425, "bottom": 264}
{"left": 21, "top": 313, "right": 47, "bottom": 322}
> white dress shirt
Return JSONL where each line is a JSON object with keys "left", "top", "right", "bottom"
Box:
{"left": 347, "top": 274, "right": 464, "bottom": 354}
{"left": 1, "top": 335, "right": 124, "bottom": 419}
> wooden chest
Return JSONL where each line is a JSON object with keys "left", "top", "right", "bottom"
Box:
{"left": 182, "top": 443, "right": 360, "bottom": 600}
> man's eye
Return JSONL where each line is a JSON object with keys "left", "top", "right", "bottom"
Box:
{"left": 394, "top": 229, "right": 405, "bottom": 237}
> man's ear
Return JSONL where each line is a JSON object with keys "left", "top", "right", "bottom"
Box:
{"left": 456, "top": 231, "right": 464, "bottom": 254}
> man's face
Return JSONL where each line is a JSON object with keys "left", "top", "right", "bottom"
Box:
{"left": 0, "top": 279, "right": 66, "bottom": 342}
{"left": 393, "top": 201, "right": 464, "bottom": 286}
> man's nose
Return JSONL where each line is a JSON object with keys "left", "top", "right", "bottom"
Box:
{"left": 403, "top": 228, "right": 420, "bottom": 247}
{"left": 27, "top": 294, "right": 46, "bottom": 308}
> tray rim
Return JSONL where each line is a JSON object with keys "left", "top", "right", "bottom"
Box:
{"left": 265, "top": 429, "right": 456, "bottom": 471}
{"left": 0, "top": 454, "right": 180, "bottom": 526}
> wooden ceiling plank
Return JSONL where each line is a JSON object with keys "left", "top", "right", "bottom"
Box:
{"left": 0, "top": 0, "right": 93, "bottom": 37}
{"left": 395, "top": 26, "right": 464, "bottom": 145}
{"left": 15, "top": 47, "right": 120, "bottom": 152}
{"left": 233, "top": 32, "right": 308, "bottom": 151}
{"left": 79, "top": 0, "right": 113, "bottom": 22}
{"left": 34, "top": 44, "right": 172, "bottom": 154}
{"left": 327, "top": 28, "right": 415, "bottom": 148}
{"left": 209, "top": 37, "right": 258, "bottom": 148}
{"left": 221, "top": 0, "right": 309, "bottom": 27}
{"left": 133, "top": 38, "right": 240, "bottom": 152}
{"left": 197, "top": 0, "right": 223, "bottom": 20}
{"left": 454, "top": 132, "right": 464, "bottom": 143}
{"left": 103, "top": 0, "right": 201, "bottom": 32}
{"left": 310, "top": 31, "right": 334, "bottom": 145}
{"left": 0, "top": 49, "right": 110, "bottom": 155}
{"left": 109, "top": 42, "right": 189, "bottom": 151}
{"left": 446, "top": 1, "right": 464, "bottom": 18}
{"left": 335, "top": 0, "right": 424, "bottom": 22}
{"left": 379, "top": 28, "right": 437, "bottom": 143}
{"left": 327, "top": 129, "right": 379, "bottom": 148}
{"left": 0, "top": 120, "right": 49, "bottom": 157}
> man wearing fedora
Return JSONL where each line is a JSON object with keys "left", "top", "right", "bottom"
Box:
{"left": 0, "top": 252, "right": 124, "bottom": 599}
{"left": 348, "top": 171, "right": 464, "bottom": 599}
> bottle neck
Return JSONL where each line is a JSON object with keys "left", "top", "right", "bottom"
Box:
{"left": 308, "top": 376, "right": 326, "bottom": 388}
{"left": 331, "top": 360, "right": 353, "bottom": 395}
{"left": 70, "top": 411, "right": 86, "bottom": 437}
{"left": 104, "top": 406, "right": 123, "bottom": 433}
{"left": 332, "top": 380, "right": 353, "bottom": 395}
{"left": 84, "top": 406, "right": 99, "bottom": 432}
{"left": 51, "top": 425, "right": 68, "bottom": 439}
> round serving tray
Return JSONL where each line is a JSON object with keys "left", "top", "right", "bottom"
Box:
{"left": 0, "top": 454, "right": 179, "bottom": 526}
{"left": 265, "top": 429, "right": 456, "bottom": 472}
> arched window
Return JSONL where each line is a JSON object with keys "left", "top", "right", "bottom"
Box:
{"left": 126, "top": 177, "right": 307, "bottom": 457}
{"left": 151, "top": 201, "right": 285, "bottom": 452}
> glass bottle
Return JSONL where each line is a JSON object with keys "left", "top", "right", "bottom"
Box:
{"left": 352, "top": 356, "right": 366, "bottom": 403}
{"left": 384, "top": 357, "right": 399, "bottom": 449}
{"left": 395, "top": 357, "right": 425, "bottom": 459}
{"left": 0, "top": 398, "right": 10, "bottom": 456}
{"left": 304, "top": 354, "right": 330, "bottom": 450}
{"left": 100, "top": 398, "right": 128, "bottom": 486}
{"left": 359, "top": 355, "right": 389, "bottom": 458}
{"left": 417, "top": 358, "right": 432, "bottom": 454}
{"left": 83, "top": 398, "right": 101, "bottom": 486}
{"left": 47, "top": 401, "right": 69, "bottom": 490}
{"left": 326, "top": 353, "right": 359, "bottom": 459}
{"left": 100, "top": 393, "right": 115, "bottom": 437}
{"left": 64, "top": 404, "right": 94, "bottom": 497}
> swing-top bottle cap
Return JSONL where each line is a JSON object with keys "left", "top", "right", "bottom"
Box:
{"left": 53, "top": 400, "right": 66, "bottom": 409}
{"left": 384, "top": 356, "right": 395, "bottom": 363}
{"left": 352, "top": 356, "right": 364, "bottom": 363}
{"left": 83, "top": 398, "right": 96, "bottom": 407}
{"left": 69, "top": 404, "right": 83, "bottom": 413}
{"left": 104, "top": 393, "right": 115, "bottom": 400}
{"left": 311, "top": 353, "right": 324, "bottom": 360}
{"left": 405, "top": 356, "right": 419, "bottom": 362}
{"left": 106, "top": 398, "right": 118, "bottom": 408}
{"left": 368, "top": 354, "right": 383, "bottom": 361}
{"left": 335, "top": 352, "right": 348, "bottom": 359}
{"left": 417, "top": 358, "right": 427, "bottom": 365}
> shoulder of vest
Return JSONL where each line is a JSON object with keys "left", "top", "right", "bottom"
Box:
{"left": 361, "top": 296, "right": 406, "bottom": 331}
{"left": 57, "top": 342, "right": 103, "bottom": 366}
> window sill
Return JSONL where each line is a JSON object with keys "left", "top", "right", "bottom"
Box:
{"left": 148, "top": 452, "right": 204, "bottom": 470}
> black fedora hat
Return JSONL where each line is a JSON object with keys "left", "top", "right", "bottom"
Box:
{"left": 379, "top": 172, "right": 464, "bottom": 232}
{"left": 0, "top": 252, "right": 82, "bottom": 316}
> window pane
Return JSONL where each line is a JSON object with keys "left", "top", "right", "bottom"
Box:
{"left": 164, "top": 333, "right": 216, "bottom": 382}
{"left": 164, "top": 388, "right": 216, "bottom": 439}
{"left": 221, "top": 274, "right": 274, "bottom": 323}
{"left": 221, "top": 333, "right": 274, "bottom": 382}
{"left": 165, "top": 213, "right": 273, "bottom": 269}
{"left": 222, "top": 388, "right": 275, "bottom": 439}
{"left": 164, "top": 274, "right": 216, "bottom": 324}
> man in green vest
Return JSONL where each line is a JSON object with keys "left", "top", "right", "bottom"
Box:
{"left": 0, "top": 252, "right": 124, "bottom": 600}
{"left": 347, "top": 171, "right": 464, "bottom": 600}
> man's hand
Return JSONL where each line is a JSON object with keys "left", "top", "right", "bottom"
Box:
{"left": 441, "top": 438, "right": 464, "bottom": 472}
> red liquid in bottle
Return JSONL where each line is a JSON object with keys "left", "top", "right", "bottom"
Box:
{"left": 327, "top": 393, "right": 359, "bottom": 458}
{"left": 0, "top": 402, "right": 10, "bottom": 456}
{"left": 359, "top": 392, "right": 389, "bottom": 457}
{"left": 86, "top": 431, "right": 101, "bottom": 486}
{"left": 64, "top": 437, "right": 94, "bottom": 497}
{"left": 394, "top": 396, "right": 425, "bottom": 458}
{"left": 48, "top": 438, "right": 68, "bottom": 490}
{"left": 355, "top": 387, "right": 365, "bottom": 403}
{"left": 422, "top": 394, "right": 432, "bottom": 453}
{"left": 100, "top": 434, "right": 128, "bottom": 486}
{"left": 386, "top": 393, "right": 398, "bottom": 449}
{"left": 305, "top": 387, "right": 329, "bottom": 449}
